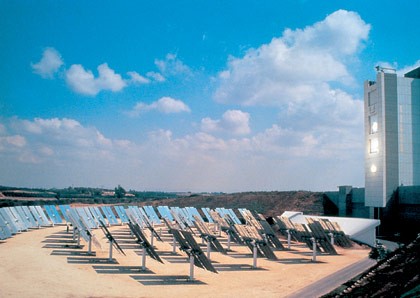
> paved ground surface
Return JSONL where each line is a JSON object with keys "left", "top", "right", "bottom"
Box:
{"left": 286, "top": 257, "right": 377, "bottom": 297}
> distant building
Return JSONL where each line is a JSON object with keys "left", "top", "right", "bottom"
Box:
{"left": 101, "top": 191, "right": 115, "bottom": 197}
{"left": 281, "top": 211, "right": 380, "bottom": 247}
{"left": 364, "top": 66, "right": 420, "bottom": 217}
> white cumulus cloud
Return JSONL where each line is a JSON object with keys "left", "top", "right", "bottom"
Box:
{"left": 21, "top": 117, "right": 82, "bottom": 135}
{"left": 201, "top": 110, "right": 251, "bottom": 135}
{"left": 1, "top": 117, "right": 133, "bottom": 164}
{"left": 0, "top": 116, "right": 364, "bottom": 192}
{"left": 2, "top": 135, "right": 26, "bottom": 147}
{"left": 65, "top": 63, "right": 126, "bottom": 96}
{"left": 128, "top": 96, "right": 191, "bottom": 116}
{"left": 214, "top": 9, "right": 370, "bottom": 113}
{"left": 146, "top": 71, "right": 166, "bottom": 82}
{"left": 155, "top": 53, "right": 192, "bottom": 77}
{"left": 127, "top": 71, "right": 151, "bottom": 84}
{"left": 31, "top": 47, "right": 64, "bottom": 78}
{"left": 31, "top": 48, "right": 174, "bottom": 96}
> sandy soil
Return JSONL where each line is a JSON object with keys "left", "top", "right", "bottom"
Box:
{"left": 0, "top": 224, "right": 370, "bottom": 298}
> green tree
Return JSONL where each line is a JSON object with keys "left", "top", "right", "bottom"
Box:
{"left": 115, "top": 185, "right": 126, "bottom": 199}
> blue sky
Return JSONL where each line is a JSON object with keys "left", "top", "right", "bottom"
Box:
{"left": 1, "top": 1, "right": 419, "bottom": 192}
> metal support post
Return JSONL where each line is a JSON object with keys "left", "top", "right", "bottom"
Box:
{"left": 172, "top": 236, "right": 177, "bottom": 254}
{"left": 72, "top": 227, "right": 76, "bottom": 241}
{"left": 141, "top": 246, "right": 147, "bottom": 271}
{"left": 252, "top": 241, "right": 258, "bottom": 268}
{"left": 287, "top": 229, "right": 291, "bottom": 249}
{"left": 329, "top": 232, "right": 334, "bottom": 246}
{"left": 189, "top": 254, "right": 195, "bottom": 281}
{"left": 109, "top": 239, "right": 113, "bottom": 261}
{"left": 77, "top": 230, "right": 81, "bottom": 247}
{"left": 150, "top": 232, "right": 154, "bottom": 247}
{"left": 227, "top": 232, "right": 231, "bottom": 251}
{"left": 88, "top": 235, "right": 92, "bottom": 255}
{"left": 206, "top": 239, "right": 211, "bottom": 259}
{"left": 311, "top": 237, "right": 317, "bottom": 262}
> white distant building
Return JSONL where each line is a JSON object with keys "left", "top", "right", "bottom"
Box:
{"left": 101, "top": 191, "right": 115, "bottom": 197}
{"left": 364, "top": 66, "right": 420, "bottom": 217}
{"left": 281, "top": 211, "right": 380, "bottom": 246}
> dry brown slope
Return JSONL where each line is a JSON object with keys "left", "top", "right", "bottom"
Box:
{"left": 139, "top": 191, "right": 325, "bottom": 217}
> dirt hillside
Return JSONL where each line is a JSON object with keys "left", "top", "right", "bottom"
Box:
{"left": 140, "top": 191, "right": 325, "bottom": 217}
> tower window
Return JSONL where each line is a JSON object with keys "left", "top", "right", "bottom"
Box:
{"left": 369, "top": 115, "right": 378, "bottom": 134}
{"left": 370, "top": 164, "right": 377, "bottom": 173}
{"left": 370, "top": 138, "right": 379, "bottom": 153}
